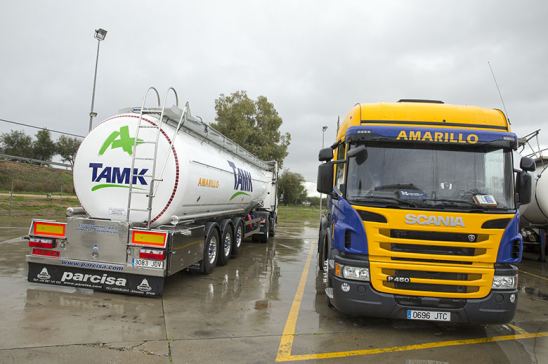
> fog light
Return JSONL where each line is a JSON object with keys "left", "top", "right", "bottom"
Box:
{"left": 341, "top": 282, "right": 350, "bottom": 292}
{"left": 510, "top": 294, "right": 516, "bottom": 303}
{"left": 492, "top": 275, "right": 517, "bottom": 290}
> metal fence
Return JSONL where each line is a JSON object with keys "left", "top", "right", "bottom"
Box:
{"left": 0, "top": 153, "right": 71, "bottom": 169}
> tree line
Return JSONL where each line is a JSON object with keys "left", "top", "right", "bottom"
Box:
{"left": 0, "top": 90, "right": 312, "bottom": 204}
{"left": 0, "top": 129, "right": 81, "bottom": 167}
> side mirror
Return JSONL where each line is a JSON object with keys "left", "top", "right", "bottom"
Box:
{"left": 318, "top": 148, "right": 333, "bottom": 162}
{"left": 516, "top": 171, "right": 532, "bottom": 205}
{"left": 520, "top": 157, "right": 535, "bottom": 172}
{"left": 317, "top": 162, "right": 334, "bottom": 194}
{"left": 347, "top": 145, "right": 368, "bottom": 165}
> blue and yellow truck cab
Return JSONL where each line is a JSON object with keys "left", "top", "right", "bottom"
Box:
{"left": 316, "top": 99, "right": 535, "bottom": 323}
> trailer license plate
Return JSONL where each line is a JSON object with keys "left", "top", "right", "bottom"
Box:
{"left": 133, "top": 259, "right": 164, "bottom": 269}
{"left": 407, "top": 310, "right": 451, "bottom": 322}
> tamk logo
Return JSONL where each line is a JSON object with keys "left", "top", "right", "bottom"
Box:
{"left": 89, "top": 125, "right": 148, "bottom": 192}
{"left": 228, "top": 161, "right": 253, "bottom": 200}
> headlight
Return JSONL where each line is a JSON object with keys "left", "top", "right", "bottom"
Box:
{"left": 492, "top": 275, "right": 517, "bottom": 290}
{"left": 335, "top": 264, "right": 369, "bottom": 281}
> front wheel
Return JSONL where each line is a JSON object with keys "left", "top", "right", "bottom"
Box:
{"left": 318, "top": 234, "right": 327, "bottom": 271}
{"left": 201, "top": 225, "right": 219, "bottom": 274}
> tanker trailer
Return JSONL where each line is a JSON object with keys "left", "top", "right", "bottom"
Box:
{"left": 26, "top": 91, "right": 278, "bottom": 296}
{"left": 519, "top": 157, "right": 548, "bottom": 260}
{"left": 520, "top": 160, "right": 548, "bottom": 225}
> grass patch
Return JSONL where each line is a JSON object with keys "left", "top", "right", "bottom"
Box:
{"left": 0, "top": 161, "right": 74, "bottom": 193}
{"left": 0, "top": 195, "right": 78, "bottom": 218}
{"left": 277, "top": 205, "right": 321, "bottom": 222}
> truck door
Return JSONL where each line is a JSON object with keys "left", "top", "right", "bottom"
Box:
{"left": 331, "top": 143, "right": 347, "bottom": 242}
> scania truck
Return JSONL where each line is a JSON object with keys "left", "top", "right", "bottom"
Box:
{"left": 317, "top": 99, "right": 534, "bottom": 323}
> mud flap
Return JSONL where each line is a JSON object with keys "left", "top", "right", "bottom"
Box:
{"left": 28, "top": 263, "right": 164, "bottom": 297}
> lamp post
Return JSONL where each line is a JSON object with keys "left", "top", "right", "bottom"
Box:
{"left": 88, "top": 28, "right": 107, "bottom": 133}
{"left": 319, "top": 125, "right": 328, "bottom": 217}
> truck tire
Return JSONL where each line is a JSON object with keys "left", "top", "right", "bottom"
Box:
{"left": 231, "top": 218, "right": 244, "bottom": 257}
{"left": 318, "top": 234, "right": 327, "bottom": 271}
{"left": 217, "top": 220, "right": 233, "bottom": 266}
{"left": 259, "top": 218, "right": 270, "bottom": 243}
{"left": 269, "top": 214, "right": 276, "bottom": 237}
{"left": 201, "top": 224, "right": 220, "bottom": 274}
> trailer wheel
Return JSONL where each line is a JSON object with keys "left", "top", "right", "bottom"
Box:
{"left": 201, "top": 224, "right": 220, "bottom": 274}
{"left": 259, "top": 218, "right": 270, "bottom": 243}
{"left": 232, "top": 219, "right": 244, "bottom": 257}
{"left": 217, "top": 220, "right": 233, "bottom": 266}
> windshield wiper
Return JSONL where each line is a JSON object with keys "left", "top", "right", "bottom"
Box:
{"left": 421, "top": 198, "right": 485, "bottom": 210}
{"left": 351, "top": 196, "right": 418, "bottom": 208}
{"left": 374, "top": 183, "right": 421, "bottom": 192}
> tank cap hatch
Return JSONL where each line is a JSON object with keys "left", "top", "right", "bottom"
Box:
{"left": 397, "top": 99, "right": 444, "bottom": 104}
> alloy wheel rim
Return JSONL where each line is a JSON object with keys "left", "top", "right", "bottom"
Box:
{"left": 224, "top": 233, "right": 232, "bottom": 256}
{"left": 208, "top": 235, "right": 217, "bottom": 264}
{"left": 236, "top": 226, "right": 242, "bottom": 248}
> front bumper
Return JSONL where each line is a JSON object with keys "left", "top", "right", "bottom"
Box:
{"left": 330, "top": 276, "right": 517, "bottom": 324}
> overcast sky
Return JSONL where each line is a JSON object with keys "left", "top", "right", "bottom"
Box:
{"left": 1, "top": 0, "right": 547, "bottom": 181}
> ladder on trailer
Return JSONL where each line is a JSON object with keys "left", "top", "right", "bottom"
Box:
{"left": 126, "top": 87, "right": 179, "bottom": 229}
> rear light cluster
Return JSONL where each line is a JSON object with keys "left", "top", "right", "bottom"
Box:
{"left": 28, "top": 221, "right": 66, "bottom": 258}
{"left": 29, "top": 238, "right": 55, "bottom": 249}
{"left": 139, "top": 249, "right": 166, "bottom": 261}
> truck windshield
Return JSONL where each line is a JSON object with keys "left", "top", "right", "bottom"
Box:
{"left": 346, "top": 144, "right": 514, "bottom": 211}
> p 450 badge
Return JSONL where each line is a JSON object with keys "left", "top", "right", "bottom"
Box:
{"left": 387, "top": 276, "right": 411, "bottom": 283}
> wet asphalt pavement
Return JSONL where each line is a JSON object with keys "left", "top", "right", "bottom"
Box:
{"left": 0, "top": 219, "right": 547, "bottom": 363}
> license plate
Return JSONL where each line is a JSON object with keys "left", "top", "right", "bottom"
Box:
{"left": 133, "top": 258, "right": 164, "bottom": 269}
{"left": 407, "top": 310, "right": 451, "bottom": 322}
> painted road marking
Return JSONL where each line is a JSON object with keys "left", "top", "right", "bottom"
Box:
{"left": 275, "top": 244, "right": 548, "bottom": 362}
{"left": 276, "top": 242, "right": 315, "bottom": 359}
{"left": 521, "top": 270, "right": 548, "bottom": 282}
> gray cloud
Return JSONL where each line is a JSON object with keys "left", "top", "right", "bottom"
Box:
{"left": 1, "top": 0, "right": 547, "bottom": 180}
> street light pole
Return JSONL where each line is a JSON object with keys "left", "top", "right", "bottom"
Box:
{"left": 319, "top": 125, "right": 328, "bottom": 218}
{"left": 88, "top": 28, "right": 107, "bottom": 133}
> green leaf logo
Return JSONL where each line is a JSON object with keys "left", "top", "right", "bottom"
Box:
{"left": 229, "top": 191, "right": 250, "bottom": 200}
{"left": 99, "top": 125, "right": 142, "bottom": 156}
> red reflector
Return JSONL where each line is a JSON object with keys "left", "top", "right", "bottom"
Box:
{"left": 139, "top": 249, "right": 165, "bottom": 260}
{"left": 29, "top": 238, "right": 55, "bottom": 249}
{"left": 32, "top": 248, "right": 60, "bottom": 257}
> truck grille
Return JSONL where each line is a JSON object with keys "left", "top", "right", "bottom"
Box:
{"left": 370, "top": 262, "right": 492, "bottom": 299}
{"left": 374, "top": 228, "right": 493, "bottom": 264}
{"left": 390, "top": 229, "right": 477, "bottom": 242}
{"left": 390, "top": 243, "right": 478, "bottom": 256}
{"left": 356, "top": 207, "right": 514, "bottom": 299}
{"left": 370, "top": 228, "right": 493, "bottom": 298}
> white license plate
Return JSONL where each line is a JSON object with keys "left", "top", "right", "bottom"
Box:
{"left": 407, "top": 310, "right": 451, "bottom": 322}
{"left": 133, "top": 258, "right": 164, "bottom": 269}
